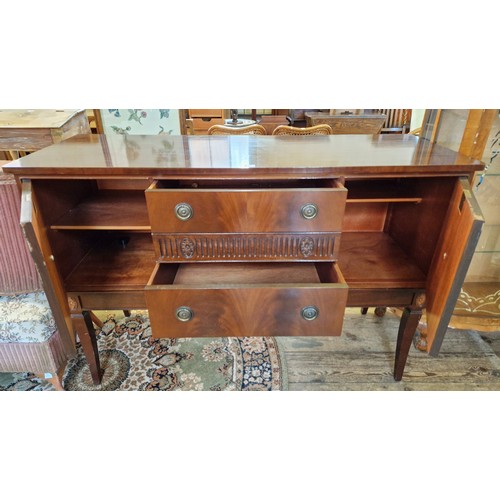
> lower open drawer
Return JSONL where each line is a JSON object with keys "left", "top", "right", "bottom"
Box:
{"left": 145, "top": 262, "right": 348, "bottom": 338}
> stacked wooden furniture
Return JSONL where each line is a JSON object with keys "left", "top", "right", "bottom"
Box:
{"left": 258, "top": 115, "right": 290, "bottom": 134}
{"left": 187, "top": 109, "right": 226, "bottom": 135}
{"left": 375, "top": 109, "right": 412, "bottom": 134}
{"left": 305, "top": 112, "right": 386, "bottom": 134}
{"left": 3, "top": 134, "right": 484, "bottom": 385}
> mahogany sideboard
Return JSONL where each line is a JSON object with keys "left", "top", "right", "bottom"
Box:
{"left": 3, "top": 134, "right": 485, "bottom": 385}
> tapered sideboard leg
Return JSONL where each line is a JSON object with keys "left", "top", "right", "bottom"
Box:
{"left": 393, "top": 307, "right": 422, "bottom": 381}
{"left": 71, "top": 311, "right": 103, "bottom": 385}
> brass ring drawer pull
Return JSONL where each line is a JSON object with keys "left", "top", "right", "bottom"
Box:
{"left": 301, "top": 306, "right": 319, "bottom": 321}
{"left": 175, "top": 203, "right": 193, "bottom": 221}
{"left": 175, "top": 306, "right": 194, "bottom": 322}
{"left": 300, "top": 203, "right": 318, "bottom": 219}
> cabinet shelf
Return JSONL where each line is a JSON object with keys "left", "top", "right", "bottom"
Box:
{"left": 338, "top": 232, "right": 427, "bottom": 288}
{"left": 64, "top": 233, "right": 156, "bottom": 292}
{"left": 345, "top": 179, "right": 422, "bottom": 204}
{"left": 51, "top": 190, "right": 151, "bottom": 231}
{"left": 63, "top": 231, "right": 428, "bottom": 294}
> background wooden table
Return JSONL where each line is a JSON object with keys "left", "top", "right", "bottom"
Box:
{"left": 305, "top": 112, "right": 386, "bottom": 134}
{"left": 0, "top": 109, "right": 90, "bottom": 159}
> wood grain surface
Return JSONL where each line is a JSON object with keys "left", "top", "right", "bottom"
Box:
{"left": 279, "top": 308, "right": 500, "bottom": 390}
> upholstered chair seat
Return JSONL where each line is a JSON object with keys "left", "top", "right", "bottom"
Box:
{"left": 0, "top": 292, "right": 56, "bottom": 343}
{"left": 0, "top": 292, "right": 67, "bottom": 378}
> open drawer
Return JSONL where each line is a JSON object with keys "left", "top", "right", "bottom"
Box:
{"left": 145, "top": 261, "right": 348, "bottom": 338}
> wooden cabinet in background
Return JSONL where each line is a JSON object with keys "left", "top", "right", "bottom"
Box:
{"left": 0, "top": 109, "right": 90, "bottom": 159}
{"left": 187, "top": 109, "right": 227, "bottom": 134}
{"left": 305, "top": 112, "right": 386, "bottom": 134}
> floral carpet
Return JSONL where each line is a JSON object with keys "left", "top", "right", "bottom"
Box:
{"left": 0, "top": 314, "right": 287, "bottom": 391}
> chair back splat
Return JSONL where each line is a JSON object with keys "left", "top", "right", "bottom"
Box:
{"left": 272, "top": 124, "right": 332, "bottom": 136}
{"left": 208, "top": 124, "right": 267, "bottom": 135}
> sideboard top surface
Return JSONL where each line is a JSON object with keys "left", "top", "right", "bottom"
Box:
{"left": 4, "top": 133, "right": 485, "bottom": 178}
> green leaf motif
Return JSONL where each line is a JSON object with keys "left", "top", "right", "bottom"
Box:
{"left": 111, "top": 125, "right": 131, "bottom": 135}
{"left": 127, "top": 109, "right": 148, "bottom": 125}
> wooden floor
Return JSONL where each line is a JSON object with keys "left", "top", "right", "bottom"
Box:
{"left": 93, "top": 308, "right": 500, "bottom": 391}
{"left": 278, "top": 308, "right": 500, "bottom": 390}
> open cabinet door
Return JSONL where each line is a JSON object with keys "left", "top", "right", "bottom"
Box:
{"left": 20, "top": 180, "right": 76, "bottom": 357}
{"left": 425, "top": 178, "right": 485, "bottom": 355}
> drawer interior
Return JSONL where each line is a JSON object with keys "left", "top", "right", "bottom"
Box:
{"left": 148, "top": 262, "right": 346, "bottom": 287}
{"left": 150, "top": 178, "right": 342, "bottom": 190}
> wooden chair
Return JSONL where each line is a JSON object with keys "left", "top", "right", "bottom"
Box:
{"left": 0, "top": 163, "right": 74, "bottom": 390}
{"left": 272, "top": 124, "right": 333, "bottom": 136}
{"left": 375, "top": 109, "right": 412, "bottom": 134}
{"left": 208, "top": 124, "right": 267, "bottom": 135}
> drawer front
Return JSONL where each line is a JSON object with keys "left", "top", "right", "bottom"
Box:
{"left": 146, "top": 186, "right": 347, "bottom": 234}
{"left": 146, "top": 286, "right": 347, "bottom": 338}
{"left": 152, "top": 232, "right": 342, "bottom": 262}
{"left": 145, "top": 262, "right": 348, "bottom": 338}
{"left": 191, "top": 117, "right": 224, "bottom": 131}
{"left": 189, "top": 109, "right": 224, "bottom": 118}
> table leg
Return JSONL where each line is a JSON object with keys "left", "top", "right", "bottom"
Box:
{"left": 71, "top": 311, "right": 103, "bottom": 385}
{"left": 393, "top": 306, "right": 422, "bottom": 381}
{"left": 89, "top": 311, "right": 103, "bottom": 328}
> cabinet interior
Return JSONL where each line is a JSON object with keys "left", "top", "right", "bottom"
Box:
{"left": 31, "top": 176, "right": 456, "bottom": 294}
{"left": 340, "top": 177, "right": 456, "bottom": 288}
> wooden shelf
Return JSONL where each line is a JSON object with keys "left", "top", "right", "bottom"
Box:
{"left": 338, "top": 232, "right": 427, "bottom": 288}
{"left": 64, "top": 233, "right": 156, "bottom": 292}
{"left": 346, "top": 180, "right": 422, "bottom": 204}
{"left": 51, "top": 191, "right": 151, "bottom": 230}
{"left": 65, "top": 231, "right": 428, "bottom": 292}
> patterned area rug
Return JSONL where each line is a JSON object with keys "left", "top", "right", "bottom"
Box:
{"left": 0, "top": 314, "right": 287, "bottom": 391}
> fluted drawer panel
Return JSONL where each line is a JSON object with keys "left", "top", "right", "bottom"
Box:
{"left": 152, "top": 232, "right": 341, "bottom": 262}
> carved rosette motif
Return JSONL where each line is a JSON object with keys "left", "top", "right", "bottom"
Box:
{"left": 67, "top": 296, "right": 79, "bottom": 312}
{"left": 415, "top": 293, "right": 426, "bottom": 308}
{"left": 179, "top": 238, "right": 196, "bottom": 259}
{"left": 413, "top": 330, "right": 428, "bottom": 352}
{"left": 299, "top": 237, "right": 315, "bottom": 257}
